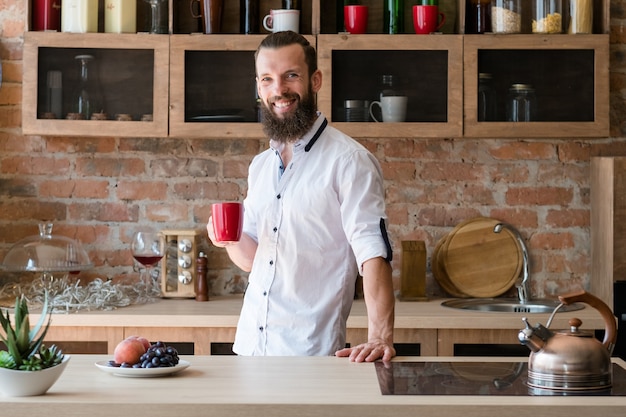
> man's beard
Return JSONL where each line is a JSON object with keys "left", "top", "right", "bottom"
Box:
{"left": 260, "top": 89, "right": 317, "bottom": 143}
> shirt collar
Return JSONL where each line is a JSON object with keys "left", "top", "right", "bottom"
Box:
{"left": 269, "top": 113, "right": 326, "bottom": 154}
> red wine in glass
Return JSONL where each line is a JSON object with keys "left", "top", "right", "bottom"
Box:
{"left": 133, "top": 255, "right": 163, "bottom": 267}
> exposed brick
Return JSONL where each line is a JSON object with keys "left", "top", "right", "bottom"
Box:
{"left": 545, "top": 209, "right": 589, "bottom": 228}
{"left": 0, "top": 177, "right": 36, "bottom": 196}
{"left": 420, "top": 161, "right": 484, "bottom": 181}
{"left": 40, "top": 179, "right": 110, "bottom": 199}
{"left": 490, "top": 141, "right": 556, "bottom": 160}
{"left": 75, "top": 157, "right": 145, "bottom": 177}
{"left": 68, "top": 202, "right": 139, "bottom": 222}
{"left": 0, "top": 200, "right": 66, "bottom": 221}
{"left": 505, "top": 186, "right": 574, "bottom": 206}
{"left": 530, "top": 232, "right": 575, "bottom": 250}
{"left": 380, "top": 161, "right": 416, "bottom": 181}
{"left": 46, "top": 137, "right": 117, "bottom": 153}
{"left": 0, "top": 82, "right": 21, "bottom": 105}
{"left": 145, "top": 203, "right": 188, "bottom": 222}
{"left": 116, "top": 181, "right": 167, "bottom": 200}
{"left": 489, "top": 208, "right": 539, "bottom": 229}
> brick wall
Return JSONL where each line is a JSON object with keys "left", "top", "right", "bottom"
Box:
{"left": 1, "top": 1, "right": 626, "bottom": 299}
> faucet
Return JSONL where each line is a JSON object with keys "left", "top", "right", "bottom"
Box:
{"left": 493, "top": 222, "right": 531, "bottom": 303}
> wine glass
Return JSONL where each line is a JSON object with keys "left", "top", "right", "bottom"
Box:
{"left": 131, "top": 231, "right": 165, "bottom": 296}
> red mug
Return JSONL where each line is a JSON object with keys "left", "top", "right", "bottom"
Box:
{"left": 212, "top": 202, "right": 243, "bottom": 242}
{"left": 344, "top": 5, "right": 368, "bottom": 34}
{"left": 32, "top": 0, "right": 62, "bottom": 31}
{"left": 413, "top": 5, "right": 445, "bottom": 34}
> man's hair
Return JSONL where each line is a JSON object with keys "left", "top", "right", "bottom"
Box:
{"left": 255, "top": 30, "right": 318, "bottom": 77}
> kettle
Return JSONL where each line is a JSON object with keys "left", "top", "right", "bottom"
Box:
{"left": 518, "top": 290, "right": 617, "bottom": 391}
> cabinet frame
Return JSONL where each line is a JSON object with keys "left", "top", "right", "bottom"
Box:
{"left": 22, "top": 32, "right": 170, "bottom": 137}
{"left": 463, "top": 34, "right": 610, "bottom": 138}
{"left": 317, "top": 34, "right": 464, "bottom": 138}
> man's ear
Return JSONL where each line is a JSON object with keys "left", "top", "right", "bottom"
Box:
{"left": 311, "top": 69, "right": 323, "bottom": 94}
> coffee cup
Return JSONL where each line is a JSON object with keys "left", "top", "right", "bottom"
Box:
{"left": 211, "top": 202, "right": 244, "bottom": 242}
{"left": 344, "top": 5, "right": 368, "bottom": 34}
{"left": 369, "top": 96, "right": 408, "bottom": 123}
{"left": 263, "top": 9, "right": 300, "bottom": 33}
{"left": 413, "top": 5, "right": 445, "bottom": 34}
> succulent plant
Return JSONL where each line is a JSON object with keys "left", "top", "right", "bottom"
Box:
{"left": 0, "top": 292, "right": 64, "bottom": 371}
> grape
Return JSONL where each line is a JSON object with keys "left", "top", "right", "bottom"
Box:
{"left": 108, "top": 341, "right": 179, "bottom": 368}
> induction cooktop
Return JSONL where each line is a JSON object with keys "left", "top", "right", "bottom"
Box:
{"left": 374, "top": 361, "right": 626, "bottom": 396}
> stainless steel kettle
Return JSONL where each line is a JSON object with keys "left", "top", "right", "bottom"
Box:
{"left": 518, "top": 290, "right": 617, "bottom": 391}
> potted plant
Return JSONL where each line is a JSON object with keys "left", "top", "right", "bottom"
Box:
{"left": 0, "top": 292, "right": 70, "bottom": 396}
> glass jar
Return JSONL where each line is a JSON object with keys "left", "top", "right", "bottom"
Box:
{"left": 72, "top": 54, "right": 102, "bottom": 120}
{"left": 491, "top": 0, "right": 522, "bottom": 33}
{"left": 565, "top": 0, "right": 592, "bottom": 34}
{"left": 466, "top": 0, "right": 492, "bottom": 33}
{"left": 532, "top": 0, "right": 562, "bottom": 33}
{"left": 506, "top": 84, "right": 537, "bottom": 122}
{"left": 240, "top": 0, "right": 260, "bottom": 34}
{"left": 478, "top": 73, "right": 497, "bottom": 121}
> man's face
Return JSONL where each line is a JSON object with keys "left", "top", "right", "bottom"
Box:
{"left": 256, "top": 44, "right": 322, "bottom": 143}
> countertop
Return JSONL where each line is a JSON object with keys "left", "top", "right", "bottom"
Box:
{"left": 1, "top": 355, "right": 625, "bottom": 417}
{"left": 38, "top": 295, "right": 608, "bottom": 330}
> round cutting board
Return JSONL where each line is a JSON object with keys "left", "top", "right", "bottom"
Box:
{"left": 431, "top": 234, "right": 467, "bottom": 298}
{"left": 439, "top": 217, "right": 523, "bottom": 298}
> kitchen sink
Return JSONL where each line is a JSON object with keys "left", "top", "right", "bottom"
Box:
{"left": 441, "top": 298, "right": 585, "bottom": 313}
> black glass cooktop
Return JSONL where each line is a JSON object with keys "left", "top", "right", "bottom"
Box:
{"left": 374, "top": 362, "right": 626, "bottom": 396}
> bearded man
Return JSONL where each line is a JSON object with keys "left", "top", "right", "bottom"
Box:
{"left": 207, "top": 31, "right": 395, "bottom": 362}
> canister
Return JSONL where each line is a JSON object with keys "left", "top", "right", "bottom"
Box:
{"left": 32, "top": 0, "right": 62, "bottom": 31}
{"left": 491, "top": 0, "right": 522, "bottom": 33}
{"left": 105, "top": 0, "right": 137, "bottom": 33}
{"left": 565, "top": 0, "right": 592, "bottom": 33}
{"left": 345, "top": 99, "right": 370, "bottom": 122}
{"left": 506, "top": 84, "right": 537, "bottom": 122}
{"left": 478, "top": 73, "right": 497, "bottom": 121}
{"left": 532, "top": 0, "right": 562, "bottom": 33}
{"left": 466, "top": 0, "right": 492, "bottom": 33}
{"left": 62, "top": 0, "right": 98, "bottom": 33}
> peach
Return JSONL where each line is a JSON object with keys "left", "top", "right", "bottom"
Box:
{"left": 127, "top": 335, "right": 151, "bottom": 351}
{"left": 114, "top": 338, "right": 146, "bottom": 365}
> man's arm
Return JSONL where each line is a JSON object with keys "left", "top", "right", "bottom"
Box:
{"left": 336, "top": 256, "right": 396, "bottom": 362}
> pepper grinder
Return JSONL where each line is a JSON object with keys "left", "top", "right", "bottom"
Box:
{"left": 195, "top": 252, "right": 209, "bottom": 301}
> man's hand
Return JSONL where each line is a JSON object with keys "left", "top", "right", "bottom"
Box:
{"left": 335, "top": 339, "right": 396, "bottom": 362}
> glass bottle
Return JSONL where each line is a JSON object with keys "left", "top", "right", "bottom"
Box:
{"left": 383, "top": 0, "right": 404, "bottom": 34}
{"left": 282, "top": 0, "right": 302, "bottom": 30}
{"left": 73, "top": 54, "right": 101, "bottom": 120}
{"left": 240, "top": 0, "right": 260, "bottom": 34}
{"left": 532, "top": 0, "right": 562, "bottom": 33}
{"left": 144, "top": 0, "right": 168, "bottom": 34}
{"left": 466, "top": 0, "right": 492, "bottom": 33}
{"left": 478, "top": 73, "right": 497, "bottom": 121}
{"left": 491, "top": 0, "right": 522, "bottom": 33}
{"left": 379, "top": 74, "right": 399, "bottom": 99}
{"left": 506, "top": 84, "right": 537, "bottom": 122}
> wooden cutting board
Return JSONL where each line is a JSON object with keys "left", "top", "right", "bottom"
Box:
{"left": 436, "top": 217, "right": 523, "bottom": 298}
{"left": 432, "top": 234, "right": 467, "bottom": 298}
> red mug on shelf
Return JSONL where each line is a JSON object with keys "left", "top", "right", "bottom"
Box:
{"left": 413, "top": 5, "right": 445, "bottom": 34}
{"left": 344, "top": 5, "right": 368, "bottom": 34}
{"left": 212, "top": 202, "right": 244, "bottom": 242}
{"left": 32, "top": 0, "right": 61, "bottom": 31}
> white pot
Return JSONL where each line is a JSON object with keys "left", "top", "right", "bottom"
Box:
{"left": 0, "top": 355, "right": 70, "bottom": 397}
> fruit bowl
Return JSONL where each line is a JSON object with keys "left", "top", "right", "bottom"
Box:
{"left": 0, "top": 355, "right": 70, "bottom": 397}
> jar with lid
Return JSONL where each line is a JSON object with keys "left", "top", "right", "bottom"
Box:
{"left": 532, "top": 0, "right": 562, "bottom": 33}
{"left": 491, "top": 0, "right": 522, "bottom": 33}
{"left": 564, "top": 0, "right": 592, "bottom": 34}
{"left": 478, "top": 73, "right": 497, "bottom": 121}
{"left": 506, "top": 84, "right": 537, "bottom": 122}
{"left": 466, "top": 0, "right": 492, "bottom": 33}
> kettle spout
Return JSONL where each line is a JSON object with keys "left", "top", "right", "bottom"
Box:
{"left": 518, "top": 317, "right": 552, "bottom": 353}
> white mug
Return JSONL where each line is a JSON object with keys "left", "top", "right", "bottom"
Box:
{"left": 369, "top": 96, "right": 408, "bottom": 123}
{"left": 263, "top": 9, "right": 300, "bottom": 33}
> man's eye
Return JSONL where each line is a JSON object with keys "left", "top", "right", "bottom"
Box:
{"left": 286, "top": 73, "right": 300, "bottom": 79}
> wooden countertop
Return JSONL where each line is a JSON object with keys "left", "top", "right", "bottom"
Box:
{"left": 39, "top": 296, "right": 607, "bottom": 330}
{"left": 2, "top": 355, "right": 625, "bottom": 416}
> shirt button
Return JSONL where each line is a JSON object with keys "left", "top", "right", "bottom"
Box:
{"left": 263, "top": 291, "right": 267, "bottom": 296}
{"left": 277, "top": 194, "right": 281, "bottom": 199}
{"left": 259, "top": 326, "right": 264, "bottom": 331}
{"left": 273, "top": 227, "right": 277, "bottom": 232}
{"left": 269, "top": 260, "right": 274, "bottom": 265}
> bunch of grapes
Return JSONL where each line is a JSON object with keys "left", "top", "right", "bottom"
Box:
{"left": 108, "top": 341, "right": 179, "bottom": 368}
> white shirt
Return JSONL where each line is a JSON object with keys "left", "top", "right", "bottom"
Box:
{"left": 232, "top": 115, "right": 391, "bottom": 356}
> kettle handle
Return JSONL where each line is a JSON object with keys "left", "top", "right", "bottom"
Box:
{"left": 558, "top": 290, "right": 617, "bottom": 353}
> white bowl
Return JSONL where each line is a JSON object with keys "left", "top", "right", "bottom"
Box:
{"left": 0, "top": 354, "right": 70, "bottom": 397}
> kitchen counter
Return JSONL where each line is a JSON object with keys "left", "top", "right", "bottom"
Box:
{"left": 2, "top": 355, "right": 625, "bottom": 417}
{"left": 33, "top": 296, "right": 609, "bottom": 356}
{"left": 40, "top": 295, "right": 606, "bottom": 330}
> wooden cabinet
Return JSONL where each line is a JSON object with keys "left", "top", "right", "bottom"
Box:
{"left": 21, "top": 0, "right": 610, "bottom": 139}
{"left": 317, "top": 34, "right": 463, "bottom": 138}
{"left": 22, "top": 32, "right": 169, "bottom": 137}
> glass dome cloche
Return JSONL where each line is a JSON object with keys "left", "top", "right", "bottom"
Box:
{"left": 2, "top": 223, "right": 92, "bottom": 273}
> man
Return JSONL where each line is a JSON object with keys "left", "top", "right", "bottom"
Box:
{"left": 207, "top": 31, "right": 395, "bottom": 362}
